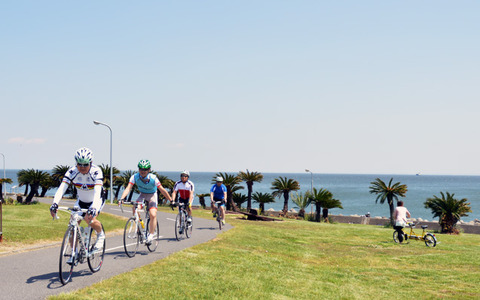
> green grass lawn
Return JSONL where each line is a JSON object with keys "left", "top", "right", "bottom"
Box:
{"left": 48, "top": 208, "right": 480, "bottom": 300}
{"left": 0, "top": 202, "right": 126, "bottom": 251}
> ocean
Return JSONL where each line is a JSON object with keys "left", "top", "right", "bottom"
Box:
{"left": 3, "top": 170, "right": 479, "bottom": 223}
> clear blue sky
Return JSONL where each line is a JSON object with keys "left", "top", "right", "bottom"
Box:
{"left": 1, "top": 1, "right": 479, "bottom": 175}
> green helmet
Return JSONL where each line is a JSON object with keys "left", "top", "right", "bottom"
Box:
{"left": 138, "top": 159, "right": 151, "bottom": 169}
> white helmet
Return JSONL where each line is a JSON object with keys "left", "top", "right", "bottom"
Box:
{"left": 216, "top": 176, "right": 223, "bottom": 182}
{"left": 75, "top": 147, "right": 93, "bottom": 164}
{"left": 181, "top": 170, "right": 190, "bottom": 177}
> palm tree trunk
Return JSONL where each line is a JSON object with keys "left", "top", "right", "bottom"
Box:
{"left": 322, "top": 208, "right": 329, "bottom": 222}
{"left": 315, "top": 202, "right": 321, "bottom": 222}
{"left": 282, "top": 191, "right": 289, "bottom": 214}
{"left": 388, "top": 198, "right": 395, "bottom": 226}
{"left": 24, "top": 184, "right": 29, "bottom": 196}
{"left": 25, "top": 183, "right": 39, "bottom": 203}
{"left": 246, "top": 183, "right": 253, "bottom": 212}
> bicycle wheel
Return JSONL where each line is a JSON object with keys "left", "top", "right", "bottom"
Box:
{"left": 424, "top": 233, "right": 437, "bottom": 247}
{"left": 217, "top": 215, "right": 222, "bottom": 230}
{"left": 393, "top": 231, "right": 406, "bottom": 244}
{"left": 59, "top": 226, "right": 78, "bottom": 285}
{"left": 88, "top": 224, "right": 105, "bottom": 272}
{"left": 186, "top": 216, "right": 193, "bottom": 238}
{"left": 175, "top": 213, "right": 185, "bottom": 241}
{"left": 124, "top": 218, "right": 140, "bottom": 258}
{"left": 146, "top": 218, "right": 159, "bottom": 252}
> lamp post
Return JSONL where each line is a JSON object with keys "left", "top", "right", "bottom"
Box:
{"left": 1, "top": 153, "right": 5, "bottom": 200}
{"left": 93, "top": 121, "right": 113, "bottom": 204}
{"left": 305, "top": 169, "right": 313, "bottom": 215}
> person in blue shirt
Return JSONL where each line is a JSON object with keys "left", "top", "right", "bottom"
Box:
{"left": 210, "top": 176, "right": 227, "bottom": 225}
{"left": 120, "top": 159, "right": 172, "bottom": 244}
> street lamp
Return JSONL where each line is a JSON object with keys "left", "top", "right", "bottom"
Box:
{"left": 1, "top": 153, "right": 5, "bottom": 200}
{"left": 305, "top": 169, "right": 313, "bottom": 215}
{"left": 93, "top": 121, "right": 113, "bottom": 204}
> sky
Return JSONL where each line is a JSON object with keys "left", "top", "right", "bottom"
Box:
{"left": 1, "top": 1, "right": 480, "bottom": 175}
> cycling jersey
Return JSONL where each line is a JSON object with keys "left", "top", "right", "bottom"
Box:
{"left": 53, "top": 164, "right": 104, "bottom": 211}
{"left": 129, "top": 173, "right": 161, "bottom": 194}
{"left": 173, "top": 180, "right": 195, "bottom": 200}
{"left": 210, "top": 183, "right": 227, "bottom": 200}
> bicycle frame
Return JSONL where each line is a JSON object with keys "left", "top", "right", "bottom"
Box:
{"left": 58, "top": 207, "right": 91, "bottom": 262}
{"left": 394, "top": 222, "right": 437, "bottom": 247}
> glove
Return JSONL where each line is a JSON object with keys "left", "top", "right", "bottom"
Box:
{"left": 50, "top": 203, "right": 58, "bottom": 213}
{"left": 87, "top": 207, "right": 97, "bottom": 217}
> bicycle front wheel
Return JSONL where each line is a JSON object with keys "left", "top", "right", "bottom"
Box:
{"left": 217, "top": 216, "right": 222, "bottom": 230}
{"left": 393, "top": 231, "right": 406, "bottom": 244}
{"left": 88, "top": 224, "right": 105, "bottom": 272}
{"left": 424, "top": 233, "right": 437, "bottom": 247}
{"left": 186, "top": 217, "right": 193, "bottom": 238}
{"left": 124, "top": 218, "right": 140, "bottom": 258}
{"left": 59, "top": 226, "right": 78, "bottom": 285}
{"left": 146, "top": 218, "right": 159, "bottom": 252}
{"left": 175, "top": 213, "right": 185, "bottom": 241}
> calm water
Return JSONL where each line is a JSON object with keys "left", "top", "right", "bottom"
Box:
{"left": 3, "top": 170, "right": 479, "bottom": 222}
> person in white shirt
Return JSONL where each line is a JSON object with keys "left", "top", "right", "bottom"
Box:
{"left": 393, "top": 200, "right": 411, "bottom": 243}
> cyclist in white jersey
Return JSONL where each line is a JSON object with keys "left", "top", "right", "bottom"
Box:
{"left": 50, "top": 147, "right": 106, "bottom": 249}
{"left": 120, "top": 159, "right": 172, "bottom": 244}
{"left": 171, "top": 170, "right": 195, "bottom": 225}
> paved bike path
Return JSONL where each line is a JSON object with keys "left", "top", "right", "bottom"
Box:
{"left": 0, "top": 202, "right": 232, "bottom": 300}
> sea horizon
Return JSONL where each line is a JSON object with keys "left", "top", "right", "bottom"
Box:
{"left": 2, "top": 169, "right": 479, "bottom": 223}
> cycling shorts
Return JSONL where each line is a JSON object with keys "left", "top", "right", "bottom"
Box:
{"left": 213, "top": 197, "right": 226, "bottom": 207}
{"left": 135, "top": 192, "right": 158, "bottom": 210}
{"left": 179, "top": 197, "right": 192, "bottom": 207}
{"left": 76, "top": 199, "right": 104, "bottom": 217}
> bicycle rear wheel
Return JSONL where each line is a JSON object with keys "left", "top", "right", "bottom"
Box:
{"left": 59, "top": 226, "right": 78, "bottom": 285}
{"left": 393, "top": 231, "right": 406, "bottom": 244}
{"left": 424, "top": 233, "right": 437, "bottom": 247}
{"left": 217, "top": 215, "right": 222, "bottom": 230}
{"left": 124, "top": 218, "right": 140, "bottom": 258}
{"left": 88, "top": 224, "right": 105, "bottom": 272}
{"left": 146, "top": 218, "right": 159, "bottom": 252}
{"left": 175, "top": 213, "right": 185, "bottom": 241}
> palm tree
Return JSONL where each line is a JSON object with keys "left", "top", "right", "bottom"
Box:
{"left": 252, "top": 192, "right": 275, "bottom": 215}
{"left": 321, "top": 197, "right": 343, "bottom": 222}
{"left": 120, "top": 170, "right": 137, "bottom": 202}
{"left": 52, "top": 165, "right": 75, "bottom": 198}
{"left": 232, "top": 193, "right": 248, "bottom": 210}
{"left": 291, "top": 192, "right": 310, "bottom": 219}
{"left": 39, "top": 173, "right": 56, "bottom": 197}
{"left": 19, "top": 169, "right": 50, "bottom": 203}
{"left": 369, "top": 178, "right": 408, "bottom": 226}
{"left": 196, "top": 193, "right": 210, "bottom": 209}
{"left": 99, "top": 164, "right": 121, "bottom": 200}
{"left": 17, "top": 169, "right": 29, "bottom": 196}
{"left": 238, "top": 170, "right": 263, "bottom": 212}
{"left": 271, "top": 176, "right": 300, "bottom": 215}
{"left": 308, "top": 188, "right": 333, "bottom": 222}
{"left": 424, "top": 192, "right": 472, "bottom": 234}
{"left": 0, "top": 178, "right": 13, "bottom": 201}
{"left": 152, "top": 172, "right": 175, "bottom": 205}
{"left": 213, "top": 172, "right": 243, "bottom": 212}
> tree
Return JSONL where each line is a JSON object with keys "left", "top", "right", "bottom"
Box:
{"left": 99, "top": 164, "right": 121, "bottom": 200}
{"left": 291, "top": 192, "right": 310, "bottom": 219}
{"left": 18, "top": 169, "right": 50, "bottom": 203}
{"left": 52, "top": 165, "right": 75, "bottom": 198}
{"left": 321, "top": 197, "right": 343, "bottom": 222}
{"left": 307, "top": 188, "right": 333, "bottom": 222}
{"left": 232, "top": 193, "right": 248, "bottom": 210}
{"left": 196, "top": 193, "right": 210, "bottom": 209}
{"left": 17, "top": 169, "right": 29, "bottom": 196}
{"left": 271, "top": 177, "right": 300, "bottom": 215}
{"left": 153, "top": 172, "right": 175, "bottom": 205}
{"left": 212, "top": 172, "right": 243, "bottom": 212}
{"left": 238, "top": 170, "right": 263, "bottom": 212}
{"left": 369, "top": 178, "right": 408, "bottom": 226}
{"left": 424, "top": 192, "right": 472, "bottom": 234}
{"left": 252, "top": 192, "right": 275, "bottom": 215}
{"left": 0, "top": 178, "right": 13, "bottom": 201}
{"left": 39, "top": 174, "right": 56, "bottom": 197}
{"left": 119, "top": 170, "right": 137, "bottom": 202}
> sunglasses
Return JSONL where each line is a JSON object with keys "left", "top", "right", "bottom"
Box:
{"left": 139, "top": 168, "right": 150, "bottom": 171}
{"left": 77, "top": 163, "right": 90, "bottom": 167}
{"left": 181, "top": 175, "right": 189, "bottom": 178}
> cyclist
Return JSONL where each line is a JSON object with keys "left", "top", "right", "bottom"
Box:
{"left": 171, "top": 170, "right": 195, "bottom": 230}
{"left": 393, "top": 200, "right": 411, "bottom": 243}
{"left": 210, "top": 176, "right": 227, "bottom": 225}
{"left": 50, "top": 147, "right": 106, "bottom": 250}
{"left": 119, "top": 159, "right": 172, "bottom": 244}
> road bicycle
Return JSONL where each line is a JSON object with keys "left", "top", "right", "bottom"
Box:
{"left": 172, "top": 202, "right": 193, "bottom": 240}
{"left": 120, "top": 201, "right": 159, "bottom": 258}
{"left": 55, "top": 206, "right": 105, "bottom": 285}
{"left": 212, "top": 200, "right": 224, "bottom": 230}
{"left": 393, "top": 222, "right": 437, "bottom": 247}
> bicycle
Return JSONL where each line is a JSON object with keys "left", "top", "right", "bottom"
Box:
{"left": 120, "top": 201, "right": 159, "bottom": 258}
{"left": 54, "top": 206, "right": 105, "bottom": 285}
{"left": 172, "top": 202, "right": 193, "bottom": 240}
{"left": 393, "top": 222, "right": 437, "bottom": 247}
{"left": 212, "top": 200, "right": 224, "bottom": 230}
